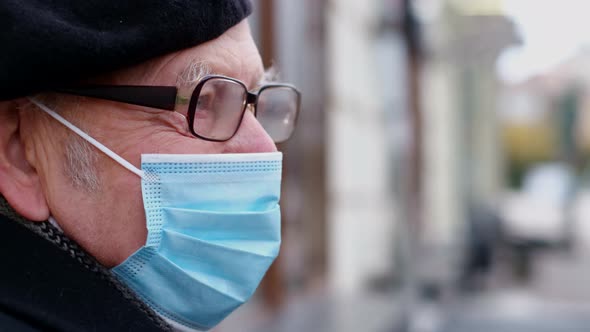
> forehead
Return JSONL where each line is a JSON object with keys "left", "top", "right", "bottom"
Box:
{"left": 116, "top": 21, "right": 264, "bottom": 89}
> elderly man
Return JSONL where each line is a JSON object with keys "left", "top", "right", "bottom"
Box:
{"left": 0, "top": 1, "right": 300, "bottom": 331}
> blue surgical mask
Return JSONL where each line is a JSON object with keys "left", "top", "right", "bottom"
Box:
{"left": 31, "top": 99, "right": 282, "bottom": 332}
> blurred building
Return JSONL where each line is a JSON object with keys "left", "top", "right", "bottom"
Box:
{"left": 418, "top": 0, "right": 519, "bottom": 286}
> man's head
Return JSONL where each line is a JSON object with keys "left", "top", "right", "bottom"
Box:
{"left": 0, "top": 5, "right": 279, "bottom": 267}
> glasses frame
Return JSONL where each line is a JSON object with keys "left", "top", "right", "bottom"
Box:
{"left": 53, "top": 74, "right": 302, "bottom": 143}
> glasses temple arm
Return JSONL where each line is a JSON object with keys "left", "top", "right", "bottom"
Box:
{"left": 54, "top": 85, "right": 179, "bottom": 111}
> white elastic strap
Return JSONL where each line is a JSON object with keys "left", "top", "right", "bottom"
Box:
{"left": 28, "top": 98, "right": 146, "bottom": 179}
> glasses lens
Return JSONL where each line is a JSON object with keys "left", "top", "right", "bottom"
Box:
{"left": 257, "top": 87, "right": 299, "bottom": 143}
{"left": 193, "top": 78, "right": 247, "bottom": 140}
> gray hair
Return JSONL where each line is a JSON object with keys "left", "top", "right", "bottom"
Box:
{"left": 61, "top": 97, "right": 100, "bottom": 191}
{"left": 64, "top": 133, "right": 100, "bottom": 191}
{"left": 24, "top": 97, "right": 101, "bottom": 192}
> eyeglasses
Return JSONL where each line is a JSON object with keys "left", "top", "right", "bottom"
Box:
{"left": 53, "top": 75, "right": 301, "bottom": 143}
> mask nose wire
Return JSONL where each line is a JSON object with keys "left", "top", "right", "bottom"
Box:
{"left": 28, "top": 98, "right": 146, "bottom": 179}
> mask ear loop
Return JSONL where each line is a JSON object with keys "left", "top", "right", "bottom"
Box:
{"left": 28, "top": 98, "right": 146, "bottom": 179}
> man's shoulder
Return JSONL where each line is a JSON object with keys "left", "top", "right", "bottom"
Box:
{"left": 0, "top": 310, "right": 41, "bottom": 332}
{"left": 0, "top": 214, "right": 171, "bottom": 332}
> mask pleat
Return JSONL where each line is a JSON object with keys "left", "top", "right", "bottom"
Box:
{"left": 158, "top": 181, "right": 281, "bottom": 212}
{"left": 117, "top": 251, "right": 245, "bottom": 330}
{"left": 160, "top": 228, "right": 277, "bottom": 288}
{"left": 162, "top": 205, "right": 281, "bottom": 241}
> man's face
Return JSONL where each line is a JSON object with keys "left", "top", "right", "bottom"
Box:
{"left": 16, "top": 20, "right": 276, "bottom": 267}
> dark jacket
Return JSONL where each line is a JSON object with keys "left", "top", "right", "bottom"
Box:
{"left": 0, "top": 203, "right": 171, "bottom": 332}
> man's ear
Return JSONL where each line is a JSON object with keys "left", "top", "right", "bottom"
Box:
{"left": 0, "top": 101, "right": 49, "bottom": 221}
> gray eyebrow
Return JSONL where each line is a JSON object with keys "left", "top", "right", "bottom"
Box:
{"left": 177, "top": 59, "right": 280, "bottom": 91}
{"left": 176, "top": 60, "right": 212, "bottom": 87}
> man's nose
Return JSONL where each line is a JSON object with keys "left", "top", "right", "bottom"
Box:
{"left": 222, "top": 109, "right": 277, "bottom": 153}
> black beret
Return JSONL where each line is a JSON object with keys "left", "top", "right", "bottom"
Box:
{"left": 0, "top": 0, "right": 252, "bottom": 101}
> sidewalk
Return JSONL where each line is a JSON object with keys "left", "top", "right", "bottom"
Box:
{"left": 437, "top": 240, "right": 590, "bottom": 332}
{"left": 217, "top": 289, "right": 404, "bottom": 332}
